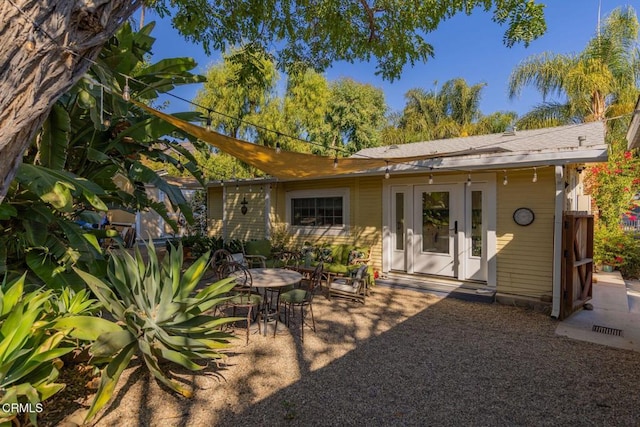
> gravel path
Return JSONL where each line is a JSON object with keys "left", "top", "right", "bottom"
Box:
{"left": 73, "top": 285, "right": 640, "bottom": 426}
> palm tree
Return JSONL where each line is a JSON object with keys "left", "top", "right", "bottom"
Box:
{"left": 397, "top": 78, "right": 501, "bottom": 142}
{"left": 508, "top": 6, "right": 640, "bottom": 129}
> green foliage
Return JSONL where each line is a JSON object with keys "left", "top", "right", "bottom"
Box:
{"left": 594, "top": 225, "right": 640, "bottom": 278}
{"left": 322, "top": 78, "right": 387, "bottom": 154}
{"left": 73, "top": 241, "right": 238, "bottom": 421}
{"left": 395, "top": 79, "right": 511, "bottom": 143}
{"left": 0, "top": 22, "right": 207, "bottom": 286}
{"left": 0, "top": 275, "right": 113, "bottom": 426}
{"left": 510, "top": 6, "right": 640, "bottom": 128}
{"left": 155, "top": 0, "right": 546, "bottom": 81}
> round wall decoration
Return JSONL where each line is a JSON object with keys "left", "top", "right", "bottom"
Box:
{"left": 513, "top": 207, "right": 535, "bottom": 226}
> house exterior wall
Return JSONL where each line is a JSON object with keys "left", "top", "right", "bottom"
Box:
{"left": 272, "top": 177, "right": 383, "bottom": 272}
{"left": 495, "top": 167, "right": 556, "bottom": 301}
{"left": 225, "top": 186, "right": 266, "bottom": 241}
{"left": 207, "top": 166, "right": 563, "bottom": 302}
{"left": 207, "top": 187, "right": 224, "bottom": 237}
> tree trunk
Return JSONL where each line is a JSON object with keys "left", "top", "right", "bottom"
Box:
{"left": 0, "top": 0, "right": 142, "bottom": 202}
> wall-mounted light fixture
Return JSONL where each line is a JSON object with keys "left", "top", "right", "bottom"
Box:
{"left": 240, "top": 197, "right": 248, "bottom": 215}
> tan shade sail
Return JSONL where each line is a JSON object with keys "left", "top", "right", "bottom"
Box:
{"left": 135, "top": 101, "right": 440, "bottom": 179}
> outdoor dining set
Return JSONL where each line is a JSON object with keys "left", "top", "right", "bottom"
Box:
{"left": 211, "top": 245, "right": 370, "bottom": 344}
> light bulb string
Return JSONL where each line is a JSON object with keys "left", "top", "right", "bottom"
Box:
{"left": 8, "top": 0, "right": 606, "bottom": 179}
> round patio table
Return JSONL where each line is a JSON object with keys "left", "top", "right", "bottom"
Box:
{"left": 247, "top": 268, "right": 303, "bottom": 335}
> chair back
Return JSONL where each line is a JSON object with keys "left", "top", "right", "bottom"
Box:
{"left": 212, "top": 249, "right": 233, "bottom": 278}
{"left": 278, "top": 250, "right": 301, "bottom": 269}
{"left": 305, "top": 262, "right": 324, "bottom": 301}
{"left": 224, "top": 262, "right": 257, "bottom": 302}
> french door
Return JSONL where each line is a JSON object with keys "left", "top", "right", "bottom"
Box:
{"left": 388, "top": 181, "right": 491, "bottom": 282}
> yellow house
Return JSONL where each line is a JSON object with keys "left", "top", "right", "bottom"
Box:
{"left": 207, "top": 122, "right": 606, "bottom": 317}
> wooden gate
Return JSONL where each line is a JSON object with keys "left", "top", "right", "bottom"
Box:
{"left": 560, "top": 212, "right": 594, "bottom": 320}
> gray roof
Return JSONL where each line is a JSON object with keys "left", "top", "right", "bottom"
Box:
{"left": 354, "top": 122, "right": 606, "bottom": 159}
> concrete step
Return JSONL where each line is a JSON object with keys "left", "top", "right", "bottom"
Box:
{"left": 375, "top": 273, "right": 496, "bottom": 303}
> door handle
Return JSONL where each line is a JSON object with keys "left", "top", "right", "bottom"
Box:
{"left": 454, "top": 220, "right": 458, "bottom": 234}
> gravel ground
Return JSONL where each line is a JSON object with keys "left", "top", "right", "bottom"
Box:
{"left": 54, "top": 285, "right": 640, "bottom": 427}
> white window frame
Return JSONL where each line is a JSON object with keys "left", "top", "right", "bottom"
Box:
{"left": 285, "top": 188, "right": 350, "bottom": 236}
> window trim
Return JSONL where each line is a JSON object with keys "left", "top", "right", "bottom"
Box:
{"left": 285, "top": 188, "right": 350, "bottom": 236}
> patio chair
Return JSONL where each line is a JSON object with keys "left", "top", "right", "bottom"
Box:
{"left": 211, "top": 249, "right": 233, "bottom": 279}
{"left": 273, "top": 262, "right": 323, "bottom": 341}
{"left": 328, "top": 263, "right": 368, "bottom": 304}
{"left": 221, "top": 261, "right": 263, "bottom": 345}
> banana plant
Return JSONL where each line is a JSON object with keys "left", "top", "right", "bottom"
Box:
{"left": 0, "top": 21, "right": 207, "bottom": 287}
{"left": 73, "top": 240, "right": 239, "bottom": 421}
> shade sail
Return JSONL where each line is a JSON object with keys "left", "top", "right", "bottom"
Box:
{"left": 135, "top": 101, "right": 444, "bottom": 179}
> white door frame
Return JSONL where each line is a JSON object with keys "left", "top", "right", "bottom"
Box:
{"left": 382, "top": 173, "right": 497, "bottom": 286}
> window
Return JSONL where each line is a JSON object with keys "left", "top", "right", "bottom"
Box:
{"left": 286, "top": 189, "right": 349, "bottom": 236}
{"left": 292, "top": 196, "right": 343, "bottom": 226}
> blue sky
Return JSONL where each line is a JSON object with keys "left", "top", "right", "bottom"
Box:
{"left": 146, "top": 1, "right": 630, "bottom": 117}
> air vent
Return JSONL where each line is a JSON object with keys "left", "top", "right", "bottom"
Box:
{"left": 592, "top": 325, "right": 622, "bottom": 336}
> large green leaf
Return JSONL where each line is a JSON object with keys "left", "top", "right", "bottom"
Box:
{"left": 52, "top": 316, "right": 122, "bottom": 341}
{"left": 84, "top": 342, "right": 136, "bottom": 422}
{"left": 128, "top": 161, "right": 188, "bottom": 209}
{"left": 25, "top": 251, "right": 80, "bottom": 291}
{"left": 16, "top": 164, "right": 107, "bottom": 212}
{"left": 58, "top": 221, "right": 103, "bottom": 262}
{"left": 0, "top": 274, "right": 26, "bottom": 317}
{"left": 0, "top": 204, "right": 17, "bottom": 220}
{"left": 91, "top": 330, "right": 135, "bottom": 358}
{"left": 40, "top": 104, "right": 70, "bottom": 170}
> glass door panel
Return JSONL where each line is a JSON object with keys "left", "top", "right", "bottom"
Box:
{"left": 421, "top": 191, "right": 450, "bottom": 254}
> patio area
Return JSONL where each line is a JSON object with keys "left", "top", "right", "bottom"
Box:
{"left": 60, "top": 277, "right": 640, "bottom": 427}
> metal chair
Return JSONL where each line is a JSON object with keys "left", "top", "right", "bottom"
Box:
{"left": 211, "top": 249, "right": 233, "bottom": 279}
{"left": 274, "top": 262, "right": 323, "bottom": 341}
{"left": 221, "top": 262, "right": 263, "bottom": 345}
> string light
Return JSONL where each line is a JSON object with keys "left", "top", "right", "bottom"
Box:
{"left": 384, "top": 161, "right": 390, "bottom": 179}
{"left": 466, "top": 173, "right": 472, "bottom": 187}
{"left": 428, "top": 174, "right": 434, "bottom": 185}
{"left": 10, "top": 0, "right": 610, "bottom": 179}
{"left": 532, "top": 167, "right": 538, "bottom": 183}
{"left": 25, "top": 32, "right": 36, "bottom": 51}
{"left": 503, "top": 170, "right": 508, "bottom": 186}
{"left": 333, "top": 156, "right": 338, "bottom": 169}
{"left": 275, "top": 142, "right": 281, "bottom": 154}
{"left": 122, "top": 76, "right": 130, "bottom": 102}
{"left": 206, "top": 110, "right": 212, "bottom": 131}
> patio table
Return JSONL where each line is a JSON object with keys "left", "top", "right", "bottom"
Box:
{"left": 246, "top": 268, "right": 303, "bottom": 335}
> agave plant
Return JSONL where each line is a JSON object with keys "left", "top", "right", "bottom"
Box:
{"left": 74, "top": 240, "right": 238, "bottom": 421}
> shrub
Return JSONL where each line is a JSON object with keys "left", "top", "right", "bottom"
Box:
{"left": 73, "top": 240, "right": 238, "bottom": 422}
{"left": 0, "top": 276, "right": 115, "bottom": 426}
{"left": 594, "top": 225, "right": 640, "bottom": 278}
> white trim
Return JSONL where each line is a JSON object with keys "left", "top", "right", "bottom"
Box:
{"left": 222, "top": 184, "right": 228, "bottom": 240}
{"left": 551, "top": 166, "right": 565, "bottom": 319}
{"left": 285, "top": 188, "right": 350, "bottom": 237}
{"left": 264, "top": 187, "right": 271, "bottom": 239}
